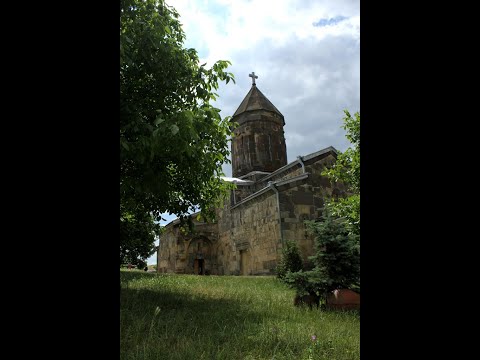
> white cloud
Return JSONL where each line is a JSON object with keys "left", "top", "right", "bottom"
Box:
{"left": 148, "top": 0, "right": 358, "bottom": 263}
{"left": 167, "top": 0, "right": 360, "bottom": 175}
{"left": 173, "top": 0, "right": 359, "bottom": 66}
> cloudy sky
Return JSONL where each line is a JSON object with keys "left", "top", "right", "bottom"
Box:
{"left": 148, "top": 0, "right": 360, "bottom": 264}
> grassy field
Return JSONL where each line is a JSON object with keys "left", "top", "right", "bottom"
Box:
{"left": 120, "top": 271, "right": 360, "bottom": 360}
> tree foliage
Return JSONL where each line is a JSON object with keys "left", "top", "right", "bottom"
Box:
{"left": 282, "top": 110, "right": 361, "bottom": 300}
{"left": 120, "top": 0, "right": 235, "bottom": 264}
{"left": 284, "top": 209, "right": 360, "bottom": 299}
{"left": 120, "top": 0, "right": 235, "bottom": 221}
{"left": 120, "top": 204, "right": 160, "bottom": 266}
{"left": 306, "top": 209, "right": 360, "bottom": 291}
{"left": 322, "top": 110, "right": 360, "bottom": 236}
{"left": 276, "top": 240, "right": 304, "bottom": 280}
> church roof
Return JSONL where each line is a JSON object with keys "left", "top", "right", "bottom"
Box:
{"left": 232, "top": 85, "right": 284, "bottom": 118}
{"left": 260, "top": 146, "right": 338, "bottom": 183}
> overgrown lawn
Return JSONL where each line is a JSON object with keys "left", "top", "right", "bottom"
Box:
{"left": 120, "top": 271, "right": 359, "bottom": 360}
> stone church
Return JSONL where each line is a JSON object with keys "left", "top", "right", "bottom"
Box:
{"left": 157, "top": 73, "right": 347, "bottom": 275}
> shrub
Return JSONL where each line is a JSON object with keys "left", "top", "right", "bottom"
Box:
{"left": 306, "top": 208, "right": 360, "bottom": 293}
{"left": 283, "top": 207, "right": 360, "bottom": 302}
{"left": 276, "top": 240, "right": 303, "bottom": 280}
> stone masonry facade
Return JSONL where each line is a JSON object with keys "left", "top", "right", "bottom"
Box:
{"left": 157, "top": 148, "right": 346, "bottom": 275}
{"left": 157, "top": 80, "right": 346, "bottom": 275}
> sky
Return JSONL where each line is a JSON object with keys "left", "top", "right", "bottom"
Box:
{"left": 148, "top": 0, "right": 360, "bottom": 265}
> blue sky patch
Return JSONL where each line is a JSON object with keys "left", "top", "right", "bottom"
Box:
{"left": 313, "top": 16, "right": 347, "bottom": 27}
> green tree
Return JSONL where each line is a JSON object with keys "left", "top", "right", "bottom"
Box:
{"left": 322, "top": 110, "right": 360, "bottom": 236}
{"left": 120, "top": 204, "right": 160, "bottom": 267}
{"left": 284, "top": 208, "right": 360, "bottom": 300}
{"left": 306, "top": 209, "right": 360, "bottom": 291}
{"left": 120, "top": 0, "right": 235, "bottom": 219}
{"left": 283, "top": 109, "right": 361, "bottom": 300}
{"left": 276, "top": 240, "right": 304, "bottom": 280}
{"left": 120, "top": 0, "right": 235, "bottom": 263}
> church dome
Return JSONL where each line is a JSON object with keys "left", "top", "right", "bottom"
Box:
{"left": 232, "top": 84, "right": 284, "bottom": 118}
{"left": 230, "top": 72, "right": 288, "bottom": 178}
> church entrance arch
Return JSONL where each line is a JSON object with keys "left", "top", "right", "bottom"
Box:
{"left": 194, "top": 258, "right": 205, "bottom": 275}
{"left": 186, "top": 236, "right": 212, "bottom": 275}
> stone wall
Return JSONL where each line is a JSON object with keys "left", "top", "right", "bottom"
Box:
{"left": 217, "top": 189, "right": 281, "bottom": 275}
{"left": 230, "top": 184, "right": 255, "bottom": 205}
{"left": 274, "top": 153, "right": 347, "bottom": 266}
{"left": 256, "top": 162, "right": 304, "bottom": 191}
{"left": 157, "top": 150, "right": 346, "bottom": 276}
{"left": 157, "top": 226, "right": 179, "bottom": 273}
{"left": 157, "top": 221, "right": 219, "bottom": 274}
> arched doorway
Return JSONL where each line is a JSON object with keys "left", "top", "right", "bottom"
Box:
{"left": 194, "top": 258, "right": 205, "bottom": 275}
{"left": 186, "top": 236, "right": 212, "bottom": 275}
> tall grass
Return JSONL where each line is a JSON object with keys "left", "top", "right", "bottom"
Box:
{"left": 120, "top": 271, "right": 359, "bottom": 360}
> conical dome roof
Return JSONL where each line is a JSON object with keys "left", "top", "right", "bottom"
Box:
{"left": 232, "top": 85, "right": 284, "bottom": 118}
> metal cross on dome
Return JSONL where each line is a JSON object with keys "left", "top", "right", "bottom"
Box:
{"left": 249, "top": 72, "right": 258, "bottom": 85}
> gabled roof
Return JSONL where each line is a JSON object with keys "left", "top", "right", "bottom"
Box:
{"left": 232, "top": 85, "right": 283, "bottom": 118}
{"left": 259, "top": 146, "right": 338, "bottom": 183}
